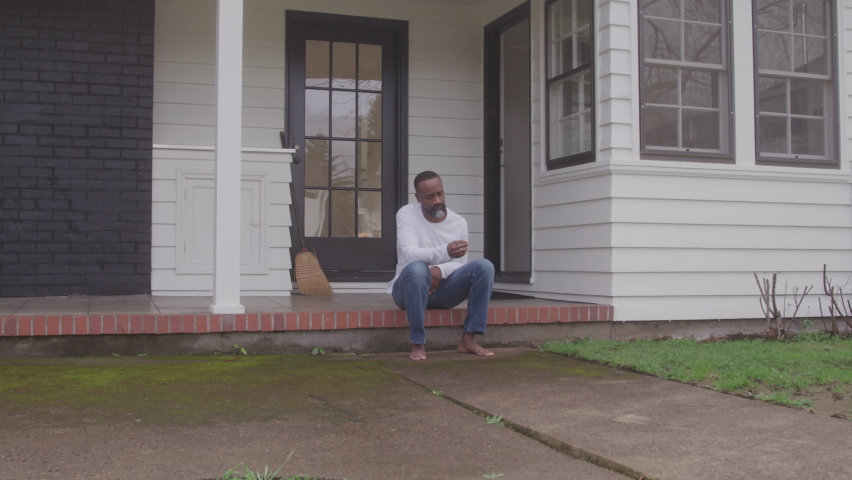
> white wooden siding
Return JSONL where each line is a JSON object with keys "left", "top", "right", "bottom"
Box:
{"left": 153, "top": 0, "right": 487, "bottom": 271}
{"left": 601, "top": 0, "right": 852, "bottom": 320}
{"left": 610, "top": 170, "right": 852, "bottom": 320}
{"left": 495, "top": 0, "right": 852, "bottom": 323}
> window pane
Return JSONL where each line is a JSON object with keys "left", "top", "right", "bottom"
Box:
{"left": 758, "top": 76, "right": 787, "bottom": 113}
{"left": 562, "top": 75, "right": 589, "bottom": 115}
{"left": 358, "top": 44, "right": 382, "bottom": 90}
{"left": 551, "top": 114, "right": 583, "bottom": 157}
{"left": 645, "top": 66, "right": 678, "bottom": 105}
{"left": 794, "top": 36, "right": 827, "bottom": 75}
{"left": 758, "top": 32, "right": 792, "bottom": 71}
{"left": 684, "top": 0, "right": 721, "bottom": 23}
{"left": 305, "top": 139, "right": 329, "bottom": 188}
{"left": 576, "top": 0, "right": 591, "bottom": 28}
{"left": 755, "top": 0, "right": 791, "bottom": 32}
{"left": 305, "top": 89, "right": 329, "bottom": 137}
{"left": 793, "top": 0, "right": 827, "bottom": 36}
{"left": 304, "top": 189, "right": 329, "bottom": 237}
{"left": 684, "top": 23, "right": 722, "bottom": 64}
{"left": 358, "top": 142, "right": 382, "bottom": 188}
{"left": 332, "top": 42, "right": 356, "bottom": 89}
{"left": 331, "top": 140, "right": 356, "bottom": 188}
{"left": 643, "top": 0, "right": 681, "bottom": 19}
{"left": 358, "top": 93, "right": 382, "bottom": 140}
{"left": 682, "top": 70, "right": 719, "bottom": 108}
{"left": 331, "top": 91, "right": 356, "bottom": 138}
{"left": 791, "top": 118, "right": 825, "bottom": 156}
{"left": 551, "top": 0, "right": 574, "bottom": 38}
{"left": 558, "top": 35, "right": 574, "bottom": 76}
{"left": 305, "top": 40, "right": 329, "bottom": 88}
{"left": 682, "top": 109, "right": 720, "bottom": 149}
{"left": 330, "top": 190, "right": 355, "bottom": 238}
{"left": 358, "top": 191, "right": 382, "bottom": 238}
{"left": 645, "top": 106, "right": 679, "bottom": 147}
{"left": 577, "top": 27, "right": 592, "bottom": 66}
{"left": 759, "top": 116, "right": 788, "bottom": 154}
{"left": 790, "top": 78, "right": 824, "bottom": 116}
{"left": 549, "top": 73, "right": 592, "bottom": 159}
{"left": 644, "top": 18, "right": 681, "bottom": 60}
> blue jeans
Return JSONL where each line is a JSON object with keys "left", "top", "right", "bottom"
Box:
{"left": 391, "top": 259, "right": 495, "bottom": 345}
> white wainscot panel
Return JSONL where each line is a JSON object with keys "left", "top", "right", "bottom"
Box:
{"left": 176, "top": 171, "right": 269, "bottom": 274}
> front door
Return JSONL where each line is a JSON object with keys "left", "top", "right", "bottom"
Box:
{"left": 484, "top": 4, "right": 532, "bottom": 282}
{"left": 286, "top": 12, "right": 407, "bottom": 281}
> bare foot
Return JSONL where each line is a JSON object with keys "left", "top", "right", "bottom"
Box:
{"left": 457, "top": 332, "right": 494, "bottom": 356}
{"left": 409, "top": 344, "right": 427, "bottom": 361}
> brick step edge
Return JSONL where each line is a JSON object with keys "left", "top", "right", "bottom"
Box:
{"left": 1, "top": 305, "right": 613, "bottom": 337}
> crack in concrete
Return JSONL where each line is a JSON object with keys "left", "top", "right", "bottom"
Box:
{"left": 380, "top": 364, "right": 656, "bottom": 480}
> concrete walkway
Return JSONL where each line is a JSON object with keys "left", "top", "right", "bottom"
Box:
{"left": 1, "top": 348, "right": 849, "bottom": 480}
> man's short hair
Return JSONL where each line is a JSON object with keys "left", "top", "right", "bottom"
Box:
{"left": 413, "top": 171, "right": 441, "bottom": 194}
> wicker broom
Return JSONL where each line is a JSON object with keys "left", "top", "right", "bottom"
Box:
{"left": 290, "top": 186, "right": 333, "bottom": 296}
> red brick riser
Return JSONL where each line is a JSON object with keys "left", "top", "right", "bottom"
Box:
{"left": 1, "top": 305, "right": 613, "bottom": 337}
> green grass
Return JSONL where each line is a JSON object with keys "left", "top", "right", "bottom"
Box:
{"left": 543, "top": 333, "right": 852, "bottom": 408}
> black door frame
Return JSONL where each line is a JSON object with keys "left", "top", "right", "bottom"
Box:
{"left": 484, "top": 2, "right": 531, "bottom": 283}
{"left": 285, "top": 11, "right": 408, "bottom": 281}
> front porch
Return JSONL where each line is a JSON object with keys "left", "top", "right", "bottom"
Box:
{"left": 0, "top": 294, "right": 612, "bottom": 338}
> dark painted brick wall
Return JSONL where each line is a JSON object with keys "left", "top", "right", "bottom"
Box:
{"left": 0, "top": 0, "right": 154, "bottom": 296}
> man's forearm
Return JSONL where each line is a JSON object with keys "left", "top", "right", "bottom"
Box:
{"left": 435, "top": 257, "right": 466, "bottom": 279}
{"left": 399, "top": 244, "right": 450, "bottom": 266}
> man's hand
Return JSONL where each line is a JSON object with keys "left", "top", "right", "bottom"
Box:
{"left": 428, "top": 266, "right": 442, "bottom": 294}
{"left": 447, "top": 240, "right": 468, "bottom": 259}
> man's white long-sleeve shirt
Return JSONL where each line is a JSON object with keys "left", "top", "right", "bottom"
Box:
{"left": 387, "top": 203, "right": 468, "bottom": 294}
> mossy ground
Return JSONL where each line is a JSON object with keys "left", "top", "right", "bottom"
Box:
{"left": 0, "top": 355, "right": 399, "bottom": 428}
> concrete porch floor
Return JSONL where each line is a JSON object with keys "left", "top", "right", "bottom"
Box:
{"left": 0, "top": 293, "right": 582, "bottom": 316}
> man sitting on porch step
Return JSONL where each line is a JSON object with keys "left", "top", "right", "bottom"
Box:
{"left": 388, "top": 170, "right": 495, "bottom": 361}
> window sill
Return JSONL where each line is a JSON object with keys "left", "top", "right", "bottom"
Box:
{"left": 640, "top": 150, "right": 734, "bottom": 164}
{"left": 537, "top": 158, "right": 851, "bottom": 186}
{"left": 756, "top": 157, "right": 840, "bottom": 169}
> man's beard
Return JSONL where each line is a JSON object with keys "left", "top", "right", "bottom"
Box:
{"left": 427, "top": 203, "right": 447, "bottom": 219}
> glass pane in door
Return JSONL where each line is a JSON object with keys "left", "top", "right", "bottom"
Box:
{"left": 332, "top": 42, "right": 357, "bottom": 89}
{"left": 305, "top": 40, "right": 329, "bottom": 87}
{"left": 303, "top": 39, "right": 384, "bottom": 239}
{"left": 359, "top": 44, "right": 382, "bottom": 90}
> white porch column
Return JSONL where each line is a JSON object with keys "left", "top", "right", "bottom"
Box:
{"left": 209, "top": 0, "right": 245, "bottom": 314}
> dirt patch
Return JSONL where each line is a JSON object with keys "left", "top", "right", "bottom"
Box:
{"left": 688, "top": 380, "right": 852, "bottom": 420}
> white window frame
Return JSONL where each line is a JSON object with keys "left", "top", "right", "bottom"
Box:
{"left": 545, "top": 0, "right": 596, "bottom": 170}
{"left": 638, "top": 0, "right": 735, "bottom": 161}
{"left": 752, "top": 0, "right": 838, "bottom": 167}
